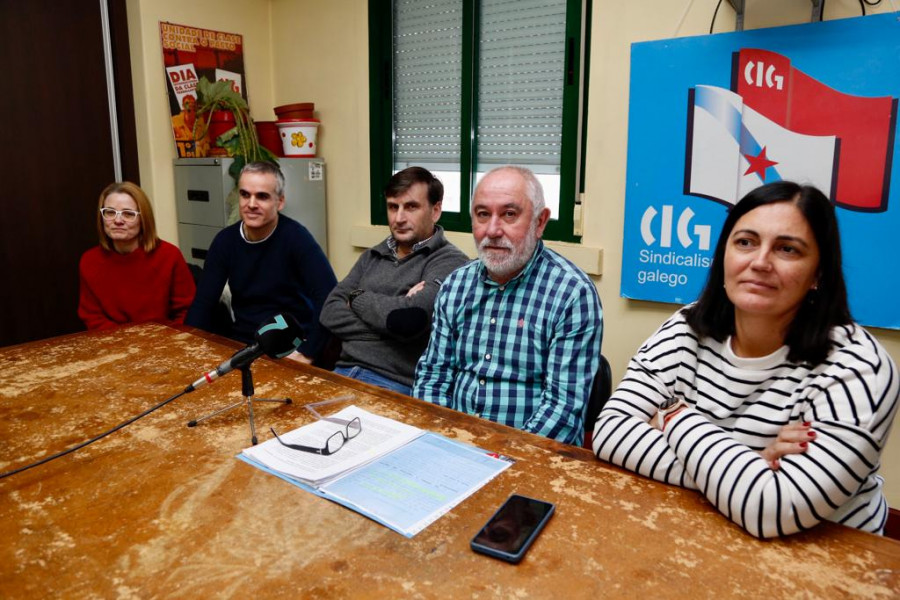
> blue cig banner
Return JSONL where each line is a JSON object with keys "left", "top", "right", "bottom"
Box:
{"left": 621, "top": 13, "right": 900, "bottom": 329}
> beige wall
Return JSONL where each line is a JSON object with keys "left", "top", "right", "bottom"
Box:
{"left": 128, "top": 0, "right": 900, "bottom": 504}
{"left": 269, "top": 0, "right": 371, "bottom": 259}
{"left": 125, "top": 0, "right": 276, "bottom": 245}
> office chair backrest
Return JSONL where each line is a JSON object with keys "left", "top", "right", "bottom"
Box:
{"left": 583, "top": 354, "right": 612, "bottom": 449}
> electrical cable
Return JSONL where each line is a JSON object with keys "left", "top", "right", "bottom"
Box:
{"left": 0, "top": 313, "right": 303, "bottom": 481}
{"left": 674, "top": 0, "right": 697, "bottom": 37}
{"left": 0, "top": 388, "right": 188, "bottom": 480}
{"left": 710, "top": 0, "right": 724, "bottom": 34}
{"left": 860, "top": 0, "right": 883, "bottom": 15}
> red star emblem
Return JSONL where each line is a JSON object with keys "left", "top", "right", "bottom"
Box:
{"left": 743, "top": 146, "right": 778, "bottom": 180}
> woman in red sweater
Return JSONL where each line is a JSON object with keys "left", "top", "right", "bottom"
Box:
{"left": 78, "top": 182, "right": 196, "bottom": 330}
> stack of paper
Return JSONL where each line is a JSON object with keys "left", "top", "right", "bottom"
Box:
{"left": 239, "top": 405, "right": 513, "bottom": 537}
{"left": 241, "top": 405, "right": 423, "bottom": 486}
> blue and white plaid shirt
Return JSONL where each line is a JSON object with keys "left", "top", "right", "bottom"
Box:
{"left": 413, "top": 241, "right": 603, "bottom": 445}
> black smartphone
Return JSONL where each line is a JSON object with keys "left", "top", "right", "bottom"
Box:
{"left": 470, "top": 494, "right": 555, "bottom": 564}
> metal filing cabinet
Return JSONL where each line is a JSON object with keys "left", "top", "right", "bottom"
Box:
{"left": 174, "top": 157, "right": 328, "bottom": 266}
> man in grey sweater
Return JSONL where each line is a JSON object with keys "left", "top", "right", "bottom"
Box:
{"left": 320, "top": 167, "right": 469, "bottom": 394}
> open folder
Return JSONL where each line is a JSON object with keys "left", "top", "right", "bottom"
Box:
{"left": 238, "top": 405, "right": 513, "bottom": 537}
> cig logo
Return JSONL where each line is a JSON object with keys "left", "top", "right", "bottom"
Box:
{"left": 640, "top": 206, "right": 712, "bottom": 250}
{"left": 744, "top": 60, "right": 784, "bottom": 90}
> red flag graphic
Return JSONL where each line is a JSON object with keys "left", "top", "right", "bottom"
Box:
{"left": 734, "top": 48, "right": 897, "bottom": 211}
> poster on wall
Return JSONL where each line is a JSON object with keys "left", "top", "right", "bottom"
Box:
{"left": 159, "top": 22, "right": 247, "bottom": 158}
{"left": 621, "top": 13, "right": 900, "bottom": 329}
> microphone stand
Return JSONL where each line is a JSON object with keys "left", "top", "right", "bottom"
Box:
{"left": 187, "top": 364, "right": 292, "bottom": 445}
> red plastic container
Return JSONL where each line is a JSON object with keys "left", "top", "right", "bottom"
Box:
{"left": 274, "top": 102, "right": 315, "bottom": 120}
{"left": 207, "top": 110, "right": 235, "bottom": 157}
{"left": 255, "top": 121, "right": 284, "bottom": 157}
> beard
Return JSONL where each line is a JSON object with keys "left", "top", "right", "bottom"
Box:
{"left": 477, "top": 219, "right": 540, "bottom": 282}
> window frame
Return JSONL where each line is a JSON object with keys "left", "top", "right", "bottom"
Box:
{"left": 368, "top": 0, "right": 591, "bottom": 242}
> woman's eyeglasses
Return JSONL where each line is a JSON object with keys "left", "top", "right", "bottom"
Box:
{"left": 100, "top": 208, "right": 140, "bottom": 222}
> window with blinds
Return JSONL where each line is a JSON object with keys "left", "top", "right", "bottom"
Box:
{"left": 369, "top": 0, "right": 588, "bottom": 241}
{"left": 393, "top": 1, "right": 463, "bottom": 170}
{"left": 476, "top": 1, "right": 566, "bottom": 168}
{"left": 476, "top": 0, "right": 568, "bottom": 217}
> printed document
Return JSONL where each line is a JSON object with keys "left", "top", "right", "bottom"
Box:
{"left": 238, "top": 406, "right": 513, "bottom": 537}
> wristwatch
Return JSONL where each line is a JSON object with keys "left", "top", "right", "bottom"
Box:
{"left": 348, "top": 289, "right": 365, "bottom": 307}
{"left": 655, "top": 398, "right": 688, "bottom": 430}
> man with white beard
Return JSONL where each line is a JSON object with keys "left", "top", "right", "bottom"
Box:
{"left": 413, "top": 166, "right": 603, "bottom": 445}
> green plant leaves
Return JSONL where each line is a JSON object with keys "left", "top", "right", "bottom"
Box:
{"left": 193, "top": 76, "right": 279, "bottom": 183}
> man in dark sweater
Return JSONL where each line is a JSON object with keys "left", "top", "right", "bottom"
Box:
{"left": 320, "top": 167, "right": 469, "bottom": 394}
{"left": 186, "top": 161, "right": 336, "bottom": 363}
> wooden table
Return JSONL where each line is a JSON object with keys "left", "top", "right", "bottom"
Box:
{"left": 1, "top": 324, "right": 898, "bottom": 599}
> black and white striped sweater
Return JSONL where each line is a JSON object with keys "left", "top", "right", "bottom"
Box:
{"left": 593, "top": 309, "right": 899, "bottom": 538}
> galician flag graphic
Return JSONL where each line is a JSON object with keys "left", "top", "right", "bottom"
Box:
{"left": 685, "top": 48, "right": 897, "bottom": 211}
{"left": 686, "top": 84, "right": 837, "bottom": 205}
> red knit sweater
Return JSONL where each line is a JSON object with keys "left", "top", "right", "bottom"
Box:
{"left": 78, "top": 241, "right": 196, "bottom": 330}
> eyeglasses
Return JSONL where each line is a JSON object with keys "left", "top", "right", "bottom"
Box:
{"left": 271, "top": 395, "right": 361, "bottom": 456}
{"left": 270, "top": 416, "right": 361, "bottom": 456}
{"left": 100, "top": 208, "right": 140, "bottom": 222}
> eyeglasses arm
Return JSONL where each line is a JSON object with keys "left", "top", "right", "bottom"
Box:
{"left": 269, "top": 428, "right": 335, "bottom": 456}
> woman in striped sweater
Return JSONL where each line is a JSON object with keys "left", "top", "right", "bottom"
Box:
{"left": 594, "top": 182, "right": 899, "bottom": 537}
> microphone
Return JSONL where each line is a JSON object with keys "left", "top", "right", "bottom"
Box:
{"left": 185, "top": 313, "right": 305, "bottom": 392}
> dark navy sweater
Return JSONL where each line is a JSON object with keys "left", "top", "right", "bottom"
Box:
{"left": 186, "top": 215, "right": 336, "bottom": 357}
